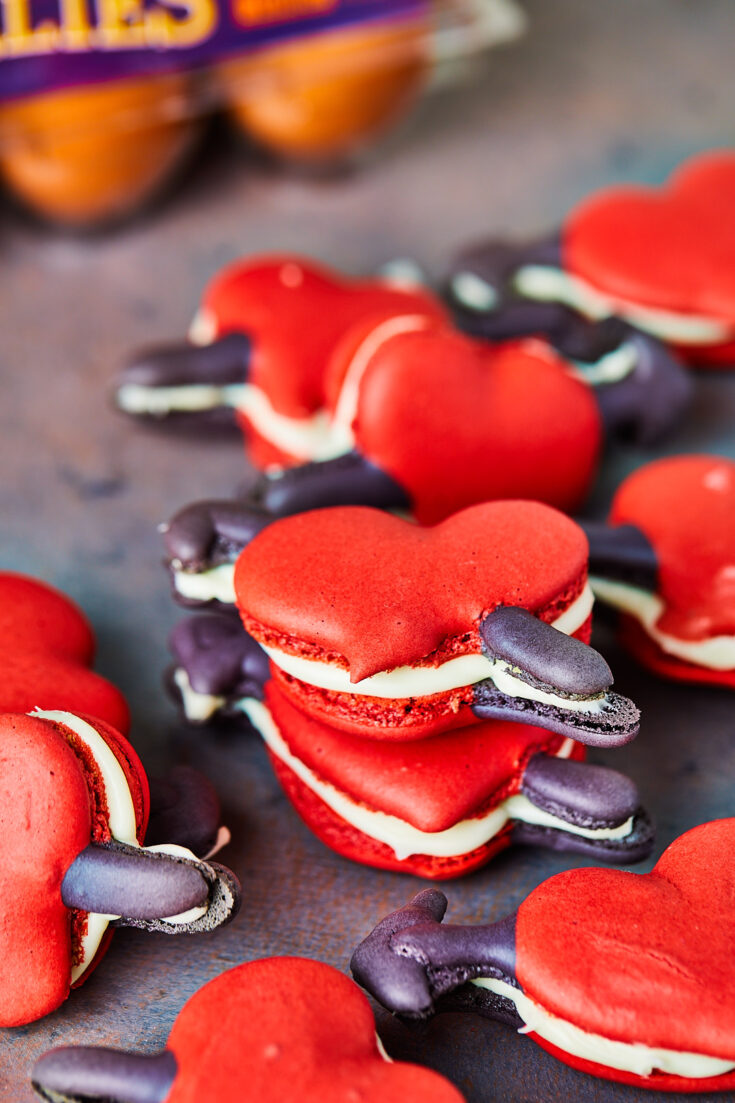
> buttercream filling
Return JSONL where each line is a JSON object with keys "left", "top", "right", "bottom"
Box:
{"left": 261, "top": 583, "right": 595, "bottom": 702}
{"left": 450, "top": 271, "right": 499, "bottom": 312}
{"left": 116, "top": 381, "right": 248, "bottom": 417}
{"left": 569, "top": 341, "right": 638, "bottom": 385}
{"left": 31, "top": 709, "right": 208, "bottom": 985}
{"left": 173, "top": 561, "right": 237, "bottom": 604}
{"left": 375, "top": 1034, "right": 392, "bottom": 1063}
{"left": 174, "top": 667, "right": 228, "bottom": 723}
{"left": 513, "top": 265, "right": 733, "bottom": 345}
{"left": 590, "top": 577, "right": 735, "bottom": 670}
{"left": 188, "top": 307, "right": 218, "bottom": 346}
{"left": 240, "top": 699, "right": 634, "bottom": 860}
{"left": 470, "top": 977, "right": 735, "bottom": 1079}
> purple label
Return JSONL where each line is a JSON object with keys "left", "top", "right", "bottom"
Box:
{"left": 0, "top": 0, "right": 426, "bottom": 102}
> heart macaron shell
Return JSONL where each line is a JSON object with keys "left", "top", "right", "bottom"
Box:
{"left": 618, "top": 615, "right": 735, "bottom": 690}
{"left": 0, "top": 573, "right": 130, "bottom": 734}
{"left": 262, "top": 680, "right": 582, "bottom": 878}
{"left": 199, "top": 256, "right": 446, "bottom": 468}
{"left": 564, "top": 152, "right": 735, "bottom": 361}
{"left": 0, "top": 712, "right": 148, "bottom": 1026}
{"left": 609, "top": 455, "right": 735, "bottom": 644}
{"left": 515, "top": 819, "right": 735, "bottom": 1090}
{"left": 343, "top": 327, "right": 603, "bottom": 522}
{"left": 164, "top": 957, "right": 465, "bottom": 1103}
{"left": 234, "top": 502, "right": 590, "bottom": 685}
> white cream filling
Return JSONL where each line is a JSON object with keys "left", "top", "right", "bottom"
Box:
{"left": 173, "top": 561, "right": 236, "bottom": 605}
{"left": 451, "top": 269, "right": 639, "bottom": 386}
{"left": 174, "top": 667, "right": 227, "bottom": 724}
{"left": 570, "top": 341, "right": 638, "bottom": 386}
{"left": 261, "top": 583, "right": 596, "bottom": 703}
{"left": 235, "top": 387, "right": 349, "bottom": 462}
{"left": 590, "top": 577, "right": 735, "bottom": 671}
{"left": 31, "top": 709, "right": 208, "bottom": 985}
{"left": 188, "top": 307, "right": 218, "bottom": 346}
{"left": 242, "top": 699, "right": 632, "bottom": 859}
{"left": 471, "top": 976, "right": 735, "bottom": 1080}
{"left": 513, "top": 265, "right": 732, "bottom": 345}
{"left": 375, "top": 1033, "right": 393, "bottom": 1062}
{"left": 450, "top": 270, "right": 499, "bottom": 312}
{"left": 116, "top": 381, "right": 248, "bottom": 417}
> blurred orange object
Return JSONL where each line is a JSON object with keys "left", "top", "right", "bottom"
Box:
{"left": 0, "top": 73, "right": 201, "bottom": 227}
{"left": 217, "top": 13, "right": 430, "bottom": 162}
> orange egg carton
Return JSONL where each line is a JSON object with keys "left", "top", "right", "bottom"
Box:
{"left": 0, "top": 0, "right": 524, "bottom": 227}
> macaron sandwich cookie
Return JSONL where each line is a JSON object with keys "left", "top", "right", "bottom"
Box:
{"left": 31, "top": 957, "right": 466, "bottom": 1102}
{"left": 580, "top": 454, "right": 735, "bottom": 688}
{"left": 176, "top": 501, "right": 638, "bottom": 743}
{"left": 115, "top": 254, "right": 447, "bottom": 465}
{"left": 0, "top": 709, "right": 240, "bottom": 1026}
{"left": 352, "top": 819, "right": 735, "bottom": 1092}
{"left": 119, "top": 254, "right": 690, "bottom": 526}
{"left": 447, "top": 151, "right": 735, "bottom": 368}
{"left": 168, "top": 502, "right": 652, "bottom": 876}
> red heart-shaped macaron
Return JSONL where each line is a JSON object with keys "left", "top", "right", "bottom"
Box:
{"left": 0, "top": 573, "right": 129, "bottom": 732}
{"left": 165, "top": 958, "right": 463, "bottom": 1103}
{"left": 565, "top": 152, "right": 735, "bottom": 363}
{"left": 606, "top": 455, "right": 735, "bottom": 688}
{"left": 0, "top": 711, "right": 148, "bottom": 1026}
{"left": 264, "top": 679, "right": 583, "bottom": 879}
{"left": 201, "top": 255, "right": 446, "bottom": 467}
{"left": 32, "top": 957, "right": 465, "bottom": 1101}
{"left": 235, "top": 501, "right": 589, "bottom": 685}
{"left": 325, "top": 323, "right": 602, "bottom": 521}
{"left": 517, "top": 818, "right": 735, "bottom": 1090}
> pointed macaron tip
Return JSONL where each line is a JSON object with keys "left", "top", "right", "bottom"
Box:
{"left": 118, "top": 332, "right": 251, "bottom": 392}
{"left": 578, "top": 520, "right": 659, "bottom": 591}
{"left": 32, "top": 1046, "right": 176, "bottom": 1103}
{"left": 480, "top": 605, "right": 613, "bottom": 696}
{"left": 164, "top": 499, "right": 271, "bottom": 571}
{"left": 61, "top": 842, "right": 210, "bottom": 921}
{"left": 253, "top": 452, "right": 410, "bottom": 517}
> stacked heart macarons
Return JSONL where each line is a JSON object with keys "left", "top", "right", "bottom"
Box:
{"left": 168, "top": 500, "right": 653, "bottom": 878}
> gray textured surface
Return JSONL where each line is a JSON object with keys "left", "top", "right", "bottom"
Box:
{"left": 2, "top": 1, "right": 735, "bottom": 1099}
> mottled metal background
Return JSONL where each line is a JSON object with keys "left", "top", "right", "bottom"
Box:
{"left": 1, "top": 1, "right": 735, "bottom": 1099}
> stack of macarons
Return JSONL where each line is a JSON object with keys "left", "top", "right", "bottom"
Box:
{"left": 166, "top": 499, "right": 654, "bottom": 878}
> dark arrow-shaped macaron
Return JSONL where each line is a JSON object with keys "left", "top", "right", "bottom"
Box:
{"left": 33, "top": 1047, "right": 176, "bottom": 1103}
{"left": 352, "top": 820, "right": 735, "bottom": 1090}
{"left": 61, "top": 840, "right": 239, "bottom": 936}
{"left": 146, "top": 765, "right": 226, "bottom": 859}
{"left": 472, "top": 606, "right": 639, "bottom": 746}
{"left": 446, "top": 235, "right": 692, "bottom": 445}
{"left": 116, "top": 333, "right": 252, "bottom": 431}
{"left": 577, "top": 520, "right": 659, "bottom": 592}
{"left": 351, "top": 888, "right": 521, "bottom": 1023}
